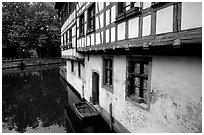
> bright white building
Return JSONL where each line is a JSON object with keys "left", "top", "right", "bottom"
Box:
{"left": 55, "top": 2, "right": 202, "bottom": 133}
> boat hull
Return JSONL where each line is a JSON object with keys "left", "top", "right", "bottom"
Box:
{"left": 73, "top": 101, "right": 100, "bottom": 122}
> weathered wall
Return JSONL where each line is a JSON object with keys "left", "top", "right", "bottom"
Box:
{"left": 83, "top": 55, "right": 105, "bottom": 103}
{"left": 74, "top": 54, "right": 202, "bottom": 133}
{"left": 114, "top": 55, "right": 202, "bottom": 133}
{"left": 150, "top": 55, "right": 202, "bottom": 132}
{"left": 66, "top": 60, "right": 83, "bottom": 96}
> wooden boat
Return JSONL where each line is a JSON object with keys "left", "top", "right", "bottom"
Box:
{"left": 73, "top": 101, "right": 100, "bottom": 121}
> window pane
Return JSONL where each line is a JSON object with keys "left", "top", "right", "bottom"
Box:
{"left": 134, "top": 87, "right": 140, "bottom": 96}
{"left": 105, "top": 73, "right": 108, "bottom": 83}
{"left": 105, "top": 60, "right": 108, "bottom": 67}
{"left": 134, "top": 63, "right": 140, "bottom": 73}
{"left": 143, "top": 89, "right": 148, "bottom": 101}
{"left": 110, "top": 76, "right": 112, "bottom": 85}
{"left": 130, "top": 2, "right": 135, "bottom": 8}
{"left": 109, "top": 60, "right": 112, "bottom": 68}
{"left": 118, "top": 2, "right": 124, "bottom": 14}
{"left": 143, "top": 78, "right": 147, "bottom": 89}
{"left": 107, "top": 70, "right": 110, "bottom": 78}
{"left": 144, "top": 63, "right": 149, "bottom": 75}
{"left": 134, "top": 77, "right": 140, "bottom": 87}
{"left": 107, "top": 76, "right": 110, "bottom": 84}
{"left": 106, "top": 60, "right": 110, "bottom": 68}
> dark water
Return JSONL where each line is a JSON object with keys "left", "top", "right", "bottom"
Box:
{"left": 2, "top": 65, "right": 114, "bottom": 133}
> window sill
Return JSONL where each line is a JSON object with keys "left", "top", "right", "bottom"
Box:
{"left": 126, "top": 97, "right": 149, "bottom": 110}
{"left": 102, "top": 84, "right": 113, "bottom": 93}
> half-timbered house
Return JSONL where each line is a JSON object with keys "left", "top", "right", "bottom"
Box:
{"left": 55, "top": 2, "right": 202, "bottom": 133}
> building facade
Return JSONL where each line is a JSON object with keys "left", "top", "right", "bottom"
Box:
{"left": 55, "top": 2, "right": 202, "bottom": 133}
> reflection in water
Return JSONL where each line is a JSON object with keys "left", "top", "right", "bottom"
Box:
{"left": 2, "top": 67, "right": 68, "bottom": 133}
{"left": 2, "top": 66, "right": 115, "bottom": 133}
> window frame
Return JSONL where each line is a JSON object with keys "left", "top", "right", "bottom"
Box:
{"left": 79, "top": 13, "right": 85, "bottom": 37}
{"left": 78, "top": 62, "right": 81, "bottom": 78}
{"left": 126, "top": 56, "right": 152, "bottom": 110}
{"left": 102, "top": 56, "right": 113, "bottom": 93}
{"left": 87, "top": 3, "right": 95, "bottom": 33}
{"left": 116, "top": 2, "right": 141, "bottom": 22}
{"left": 69, "top": 29, "right": 72, "bottom": 48}
{"left": 71, "top": 60, "right": 74, "bottom": 72}
{"left": 117, "top": 2, "right": 125, "bottom": 15}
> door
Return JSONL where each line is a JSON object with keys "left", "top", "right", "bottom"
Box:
{"left": 92, "top": 72, "right": 99, "bottom": 105}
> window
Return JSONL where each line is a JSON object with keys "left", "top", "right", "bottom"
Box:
{"left": 126, "top": 57, "right": 152, "bottom": 109}
{"left": 66, "top": 31, "right": 69, "bottom": 44}
{"left": 62, "top": 35, "right": 65, "bottom": 45}
{"left": 118, "top": 2, "right": 125, "bottom": 15}
{"left": 116, "top": 2, "right": 141, "bottom": 22}
{"left": 65, "top": 3, "right": 68, "bottom": 20}
{"left": 69, "top": 29, "right": 72, "bottom": 48}
{"left": 130, "top": 2, "right": 136, "bottom": 8}
{"left": 79, "top": 13, "right": 84, "bottom": 36}
{"left": 103, "top": 57, "right": 113, "bottom": 91}
{"left": 78, "top": 62, "right": 81, "bottom": 77}
{"left": 71, "top": 60, "right": 74, "bottom": 72}
{"left": 87, "top": 3, "right": 95, "bottom": 32}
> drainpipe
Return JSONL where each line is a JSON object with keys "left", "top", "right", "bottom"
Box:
{"left": 109, "top": 103, "right": 113, "bottom": 131}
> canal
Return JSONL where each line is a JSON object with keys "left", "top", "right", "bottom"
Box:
{"left": 2, "top": 65, "right": 115, "bottom": 133}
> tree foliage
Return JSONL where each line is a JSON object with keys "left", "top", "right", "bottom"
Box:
{"left": 2, "top": 2, "right": 61, "bottom": 59}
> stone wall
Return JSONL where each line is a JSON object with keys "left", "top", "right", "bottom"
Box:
{"left": 2, "top": 58, "right": 62, "bottom": 69}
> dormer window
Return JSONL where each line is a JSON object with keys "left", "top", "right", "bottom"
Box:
{"left": 130, "top": 2, "right": 135, "bottom": 8}
{"left": 116, "top": 2, "right": 141, "bottom": 22}
{"left": 79, "top": 13, "right": 84, "bottom": 37}
{"left": 87, "top": 3, "right": 95, "bottom": 33}
{"left": 118, "top": 2, "right": 125, "bottom": 15}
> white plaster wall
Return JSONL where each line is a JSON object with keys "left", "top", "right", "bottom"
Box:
{"left": 98, "top": 2, "right": 104, "bottom": 11}
{"left": 156, "top": 5, "right": 173, "bottom": 34}
{"left": 181, "top": 2, "right": 202, "bottom": 30}
{"left": 152, "top": 56, "right": 202, "bottom": 103}
{"left": 111, "top": 27, "right": 115, "bottom": 42}
{"left": 117, "top": 22, "right": 125, "bottom": 40}
{"left": 106, "top": 9, "right": 110, "bottom": 26}
{"left": 96, "top": 32, "right": 100, "bottom": 45}
{"left": 66, "top": 60, "right": 83, "bottom": 96}
{"left": 106, "top": 29, "right": 110, "bottom": 43}
{"left": 106, "top": 2, "right": 110, "bottom": 6}
{"left": 143, "top": 2, "right": 151, "bottom": 9}
{"left": 100, "top": 13, "right": 104, "bottom": 28}
{"left": 84, "top": 10, "right": 87, "bottom": 22}
{"left": 128, "top": 17, "right": 139, "bottom": 38}
{"left": 142, "top": 15, "right": 151, "bottom": 36}
{"left": 91, "top": 33, "right": 94, "bottom": 45}
{"left": 78, "top": 39, "right": 81, "bottom": 48}
{"left": 84, "top": 55, "right": 103, "bottom": 102}
{"left": 111, "top": 5, "right": 116, "bottom": 23}
{"left": 114, "top": 55, "right": 202, "bottom": 133}
{"left": 95, "top": 15, "right": 99, "bottom": 30}
{"left": 75, "top": 54, "right": 201, "bottom": 133}
{"left": 87, "top": 35, "right": 90, "bottom": 46}
{"left": 84, "top": 23, "right": 87, "bottom": 35}
{"left": 149, "top": 55, "right": 202, "bottom": 133}
{"left": 62, "top": 49, "right": 72, "bottom": 56}
{"left": 72, "top": 37, "right": 76, "bottom": 48}
{"left": 77, "top": 29, "right": 79, "bottom": 38}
